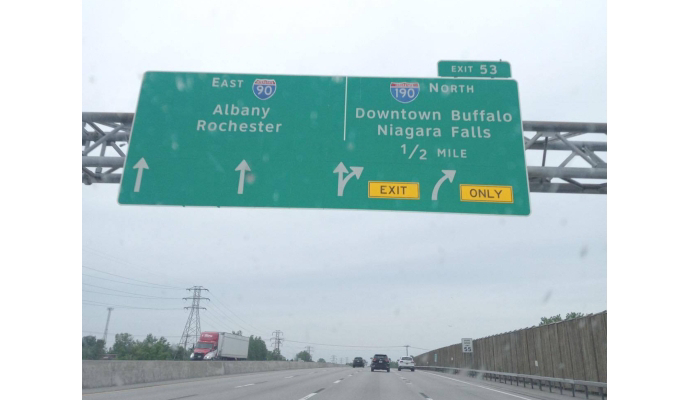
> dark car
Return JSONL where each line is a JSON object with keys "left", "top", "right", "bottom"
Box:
{"left": 371, "top": 354, "right": 390, "bottom": 372}
{"left": 352, "top": 357, "right": 364, "bottom": 368}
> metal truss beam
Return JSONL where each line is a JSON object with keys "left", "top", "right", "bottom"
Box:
{"left": 82, "top": 113, "right": 607, "bottom": 195}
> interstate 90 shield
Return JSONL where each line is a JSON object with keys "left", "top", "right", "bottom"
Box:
{"left": 253, "top": 79, "right": 277, "bottom": 100}
{"left": 390, "top": 82, "right": 420, "bottom": 104}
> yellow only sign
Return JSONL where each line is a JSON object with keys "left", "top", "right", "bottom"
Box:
{"left": 460, "top": 185, "right": 513, "bottom": 203}
{"left": 368, "top": 181, "right": 420, "bottom": 199}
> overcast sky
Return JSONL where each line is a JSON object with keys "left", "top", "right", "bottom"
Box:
{"left": 82, "top": 0, "right": 606, "bottom": 361}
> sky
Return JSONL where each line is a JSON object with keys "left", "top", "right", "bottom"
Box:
{"left": 82, "top": 0, "right": 606, "bottom": 362}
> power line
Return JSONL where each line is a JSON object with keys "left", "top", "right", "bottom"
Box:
{"left": 201, "top": 309, "right": 237, "bottom": 332}
{"left": 82, "top": 268, "right": 264, "bottom": 335}
{"left": 82, "top": 273, "right": 183, "bottom": 290}
{"left": 82, "top": 266, "right": 185, "bottom": 289}
{"left": 208, "top": 292, "right": 264, "bottom": 333}
{"left": 82, "top": 248, "right": 149, "bottom": 270}
{"left": 208, "top": 292, "right": 269, "bottom": 334}
{"left": 82, "top": 330, "right": 181, "bottom": 339}
{"left": 199, "top": 314, "right": 227, "bottom": 332}
{"left": 82, "top": 248, "right": 136, "bottom": 267}
{"left": 283, "top": 339, "right": 406, "bottom": 348}
{"left": 82, "top": 290, "right": 183, "bottom": 300}
{"left": 82, "top": 300, "right": 182, "bottom": 310}
{"left": 82, "top": 269, "right": 429, "bottom": 352}
{"left": 83, "top": 282, "right": 178, "bottom": 297}
{"left": 206, "top": 301, "right": 258, "bottom": 335}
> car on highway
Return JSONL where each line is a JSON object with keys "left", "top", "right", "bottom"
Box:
{"left": 371, "top": 354, "right": 390, "bottom": 372}
{"left": 397, "top": 356, "right": 415, "bottom": 371}
{"left": 352, "top": 357, "right": 364, "bottom": 367}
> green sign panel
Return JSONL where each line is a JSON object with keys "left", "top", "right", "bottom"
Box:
{"left": 118, "top": 71, "right": 530, "bottom": 215}
{"left": 438, "top": 61, "right": 511, "bottom": 78}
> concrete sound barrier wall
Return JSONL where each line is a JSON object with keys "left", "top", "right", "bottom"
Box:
{"left": 82, "top": 361, "right": 343, "bottom": 389}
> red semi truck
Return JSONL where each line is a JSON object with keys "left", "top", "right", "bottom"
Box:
{"left": 190, "top": 331, "right": 250, "bottom": 361}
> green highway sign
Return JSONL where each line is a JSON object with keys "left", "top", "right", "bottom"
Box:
{"left": 118, "top": 71, "right": 530, "bottom": 215}
{"left": 438, "top": 61, "right": 511, "bottom": 78}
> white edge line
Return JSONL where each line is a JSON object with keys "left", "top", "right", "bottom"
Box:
{"left": 343, "top": 77, "right": 348, "bottom": 141}
{"left": 421, "top": 371, "right": 536, "bottom": 400}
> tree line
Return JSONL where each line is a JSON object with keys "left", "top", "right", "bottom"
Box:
{"left": 83, "top": 333, "right": 322, "bottom": 362}
{"left": 83, "top": 333, "right": 192, "bottom": 361}
{"left": 539, "top": 312, "right": 586, "bottom": 326}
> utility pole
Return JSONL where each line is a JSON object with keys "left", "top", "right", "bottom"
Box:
{"left": 178, "top": 286, "right": 209, "bottom": 351}
{"left": 404, "top": 345, "right": 409, "bottom": 356}
{"left": 270, "top": 330, "right": 284, "bottom": 354}
{"left": 102, "top": 307, "right": 113, "bottom": 343}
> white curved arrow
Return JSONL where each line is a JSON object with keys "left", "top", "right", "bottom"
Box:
{"left": 235, "top": 160, "right": 251, "bottom": 194}
{"left": 334, "top": 162, "right": 364, "bottom": 196}
{"left": 133, "top": 157, "right": 149, "bottom": 193}
{"left": 432, "top": 170, "right": 456, "bottom": 200}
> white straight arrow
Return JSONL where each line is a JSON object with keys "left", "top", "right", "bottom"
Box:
{"left": 432, "top": 170, "right": 456, "bottom": 200}
{"left": 133, "top": 157, "right": 149, "bottom": 193}
{"left": 334, "top": 162, "right": 364, "bottom": 196}
{"left": 235, "top": 160, "right": 251, "bottom": 194}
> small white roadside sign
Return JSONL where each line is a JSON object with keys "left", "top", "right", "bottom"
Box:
{"left": 462, "top": 338, "right": 473, "bottom": 353}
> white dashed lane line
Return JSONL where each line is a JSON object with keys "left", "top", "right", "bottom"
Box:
{"left": 298, "top": 388, "right": 324, "bottom": 400}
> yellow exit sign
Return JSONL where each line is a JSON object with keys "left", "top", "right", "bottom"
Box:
{"left": 460, "top": 185, "right": 513, "bottom": 203}
{"left": 368, "top": 181, "right": 420, "bottom": 199}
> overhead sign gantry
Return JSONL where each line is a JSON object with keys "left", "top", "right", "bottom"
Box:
{"left": 118, "top": 71, "right": 530, "bottom": 215}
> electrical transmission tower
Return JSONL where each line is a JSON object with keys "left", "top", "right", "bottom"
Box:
{"left": 102, "top": 307, "right": 113, "bottom": 343}
{"left": 304, "top": 345, "right": 314, "bottom": 359}
{"left": 178, "top": 286, "right": 209, "bottom": 350}
{"left": 270, "top": 330, "right": 284, "bottom": 353}
{"left": 331, "top": 355, "right": 336, "bottom": 364}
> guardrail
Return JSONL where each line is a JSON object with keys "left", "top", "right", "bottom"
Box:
{"left": 415, "top": 366, "right": 606, "bottom": 399}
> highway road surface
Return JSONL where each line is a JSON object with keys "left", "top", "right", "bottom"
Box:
{"left": 83, "top": 367, "right": 594, "bottom": 400}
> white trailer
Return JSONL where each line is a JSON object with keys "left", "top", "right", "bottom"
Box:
{"left": 204, "top": 332, "right": 249, "bottom": 360}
